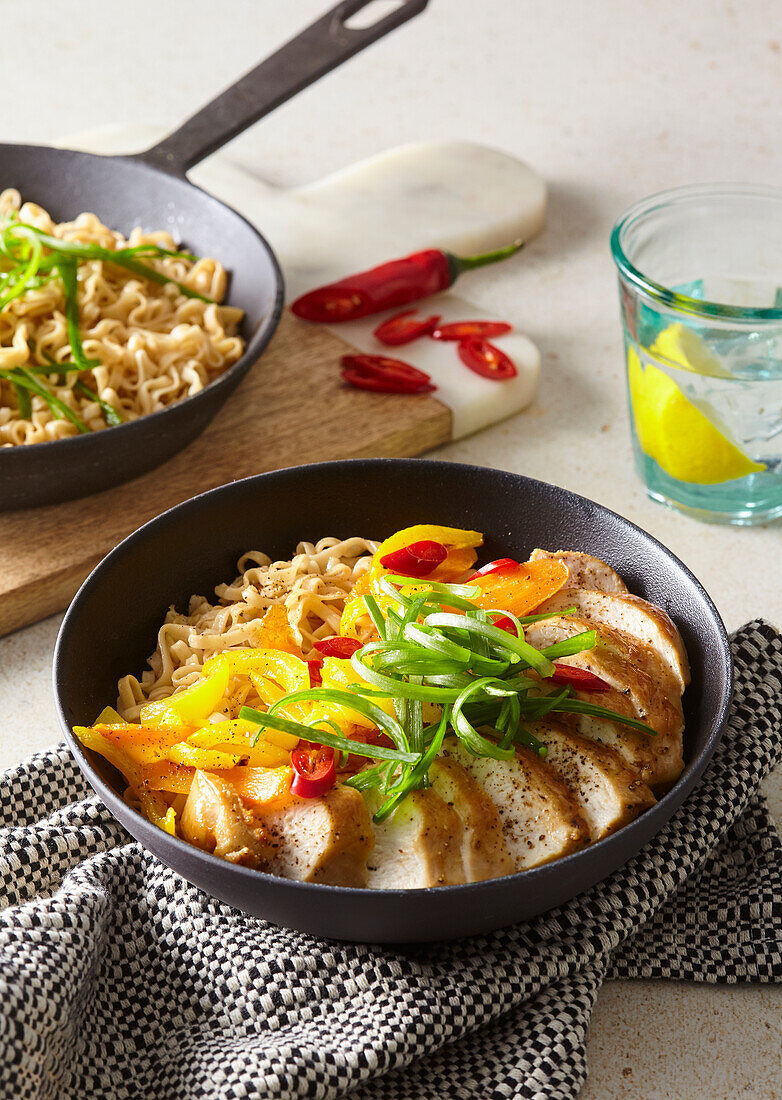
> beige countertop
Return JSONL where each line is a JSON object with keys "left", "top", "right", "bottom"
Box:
{"left": 1, "top": 1, "right": 780, "bottom": 1096}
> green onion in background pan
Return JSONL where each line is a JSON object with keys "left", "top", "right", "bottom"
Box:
{"left": 0, "top": 217, "right": 210, "bottom": 431}
{"left": 240, "top": 574, "right": 656, "bottom": 822}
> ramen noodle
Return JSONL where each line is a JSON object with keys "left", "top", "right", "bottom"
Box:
{"left": 117, "top": 536, "right": 378, "bottom": 719}
{"left": 0, "top": 189, "right": 244, "bottom": 446}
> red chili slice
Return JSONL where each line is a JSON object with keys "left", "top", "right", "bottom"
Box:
{"left": 290, "top": 744, "right": 336, "bottom": 798}
{"left": 340, "top": 354, "right": 436, "bottom": 395}
{"left": 313, "top": 636, "right": 363, "bottom": 659}
{"left": 458, "top": 338, "right": 517, "bottom": 381}
{"left": 551, "top": 664, "right": 611, "bottom": 692}
{"left": 431, "top": 320, "right": 513, "bottom": 341}
{"left": 494, "top": 615, "right": 518, "bottom": 635}
{"left": 373, "top": 310, "right": 441, "bottom": 346}
{"left": 469, "top": 557, "right": 520, "bottom": 579}
{"left": 307, "top": 659, "right": 323, "bottom": 687}
{"left": 379, "top": 539, "right": 448, "bottom": 577}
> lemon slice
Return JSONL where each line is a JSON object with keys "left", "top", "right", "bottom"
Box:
{"left": 627, "top": 347, "right": 766, "bottom": 484}
{"left": 650, "top": 322, "right": 732, "bottom": 378}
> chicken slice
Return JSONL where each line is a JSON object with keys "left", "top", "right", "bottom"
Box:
{"left": 536, "top": 588, "right": 690, "bottom": 691}
{"left": 529, "top": 548, "right": 628, "bottom": 593}
{"left": 429, "top": 755, "right": 514, "bottom": 882}
{"left": 525, "top": 615, "right": 684, "bottom": 787}
{"left": 567, "top": 707, "right": 657, "bottom": 786}
{"left": 443, "top": 739, "right": 589, "bottom": 870}
{"left": 528, "top": 718, "right": 656, "bottom": 840}
{"left": 364, "top": 788, "right": 465, "bottom": 889}
{"left": 256, "top": 785, "right": 373, "bottom": 887}
{"left": 180, "top": 770, "right": 273, "bottom": 869}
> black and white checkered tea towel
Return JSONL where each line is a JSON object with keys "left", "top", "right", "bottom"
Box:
{"left": 1, "top": 621, "right": 780, "bottom": 1100}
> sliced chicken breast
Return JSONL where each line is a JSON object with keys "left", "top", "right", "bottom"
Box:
{"left": 535, "top": 588, "right": 690, "bottom": 691}
{"left": 567, "top": 707, "right": 658, "bottom": 786}
{"left": 180, "top": 770, "right": 272, "bottom": 868}
{"left": 429, "top": 755, "right": 514, "bottom": 882}
{"left": 529, "top": 549, "right": 628, "bottom": 593}
{"left": 528, "top": 718, "right": 656, "bottom": 840}
{"left": 444, "top": 739, "right": 589, "bottom": 870}
{"left": 525, "top": 615, "right": 684, "bottom": 787}
{"left": 257, "top": 786, "right": 373, "bottom": 886}
{"left": 364, "top": 788, "right": 465, "bottom": 889}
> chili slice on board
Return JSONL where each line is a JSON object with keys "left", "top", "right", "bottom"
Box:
{"left": 458, "top": 338, "right": 517, "bottom": 381}
{"left": 373, "top": 310, "right": 441, "bottom": 346}
{"left": 340, "top": 353, "right": 436, "bottom": 395}
{"left": 290, "top": 744, "right": 336, "bottom": 798}
{"left": 431, "top": 320, "right": 512, "bottom": 341}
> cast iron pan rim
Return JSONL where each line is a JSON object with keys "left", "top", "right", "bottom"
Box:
{"left": 55, "top": 458, "right": 734, "bottom": 900}
{"left": 2, "top": 145, "right": 286, "bottom": 459}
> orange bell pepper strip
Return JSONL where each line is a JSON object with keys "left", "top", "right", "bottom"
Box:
{"left": 222, "top": 765, "right": 293, "bottom": 809}
{"left": 470, "top": 558, "right": 568, "bottom": 617}
{"left": 75, "top": 723, "right": 192, "bottom": 765}
{"left": 140, "top": 760, "right": 194, "bottom": 794}
{"left": 255, "top": 604, "right": 301, "bottom": 654}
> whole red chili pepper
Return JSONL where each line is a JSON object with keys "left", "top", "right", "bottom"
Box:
{"left": 291, "top": 240, "right": 524, "bottom": 323}
{"left": 340, "top": 353, "right": 436, "bottom": 395}
{"left": 550, "top": 664, "right": 611, "bottom": 692}
{"left": 458, "top": 338, "right": 517, "bottom": 381}
{"left": 431, "top": 320, "right": 513, "bottom": 341}
{"left": 469, "top": 558, "right": 520, "bottom": 579}
{"left": 373, "top": 310, "right": 441, "bottom": 346}
{"left": 313, "top": 636, "right": 363, "bottom": 659}
{"left": 380, "top": 539, "right": 448, "bottom": 577}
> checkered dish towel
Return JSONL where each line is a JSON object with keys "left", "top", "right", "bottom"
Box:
{"left": 1, "top": 621, "right": 780, "bottom": 1100}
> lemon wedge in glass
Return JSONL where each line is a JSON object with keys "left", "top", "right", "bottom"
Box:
{"left": 650, "top": 322, "right": 733, "bottom": 378}
{"left": 627, "top": 347, "right": 766, "bottom": 484}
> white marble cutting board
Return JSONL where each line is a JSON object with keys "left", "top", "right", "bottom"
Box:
{"left": 61, "top": 126, "right": 546, "bottom": 439}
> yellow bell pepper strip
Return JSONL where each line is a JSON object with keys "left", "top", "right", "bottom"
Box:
{"left": 470, "top": 558, "right": 569, "bottom": 617}
{"left": 166, "top": 743, "right": 245, "bottom": 770}
{"left": 140, "top": 654, "right": 230, "bottom": 726}
{"left": 317, "top": 657, "right": 395, "bottom": 729}
{"left": 187, "top": 720, "right": 290, "bottom": 767}
{"left": 74, "top": 726, "right": 144, "bottom": 788}
{"left": 222, "top": 765, "right": 293, "bottom": 809}
{"left": 95, "top": 705, "right": 125, "bottom": 724}
{"left": 138, "top": 791, "right": 177, "bottom": 835}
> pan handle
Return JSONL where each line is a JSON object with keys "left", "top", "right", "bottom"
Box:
{"left": 135, "top": 0, "right": 429, "bottom": 175}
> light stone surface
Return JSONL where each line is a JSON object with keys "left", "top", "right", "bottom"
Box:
{"left": 1, "top": 2, "right": 780, "bottom": 1097}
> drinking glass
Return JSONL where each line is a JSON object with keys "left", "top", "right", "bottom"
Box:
{"left": 611, "top": 184, "right": 782, "bottom": 525}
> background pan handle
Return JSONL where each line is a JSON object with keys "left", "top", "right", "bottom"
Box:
{"left": 136, "top": 0, "right": 429, "bottom": 175}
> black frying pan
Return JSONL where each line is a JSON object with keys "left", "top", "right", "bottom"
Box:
{"left": 0, "top": 0, "right": 428, "bottom": 511}
{"left": 54, "top": 459, "right": 733, "bottom": 943}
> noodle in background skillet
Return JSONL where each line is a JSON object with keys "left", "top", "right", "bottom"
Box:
{"left": 117, "top": 537, "right": 378, "bottom": 719}
{"left": 0, "top": 190, "right": 244, "bottom": 446}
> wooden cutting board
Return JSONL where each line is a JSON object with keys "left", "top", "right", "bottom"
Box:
{"left": 0, "top": 136, "right": 547, "bottom": 637}
{"left": 0, "top": 313, "right": 452, "bottom": 637}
